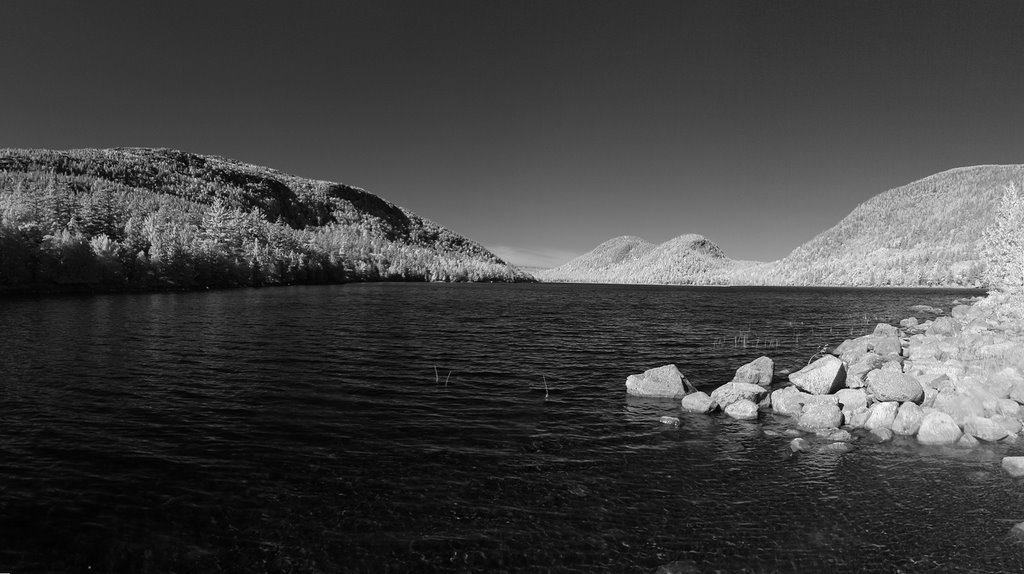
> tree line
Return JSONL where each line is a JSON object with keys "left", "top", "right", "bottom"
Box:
{"left": 0, "top": 149, "right": 530, "bottom": 294}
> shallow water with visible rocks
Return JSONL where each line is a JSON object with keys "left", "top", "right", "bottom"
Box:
{"left": 3, "top": 283, "right": 1024, "bottom": 573}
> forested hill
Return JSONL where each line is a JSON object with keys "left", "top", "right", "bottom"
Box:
{"left": 734, "top": 164, "right": 1024, "bottom": 287}
{"left": 0, "top": 148, "right": 531, "bottom": 293}
{"left": 536, "top": 234, "right": 754, "bottom": 284}
{"left": 537, "top": 165, "right": 1023, "bottom": 287}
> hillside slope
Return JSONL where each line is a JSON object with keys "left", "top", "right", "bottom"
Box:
{"left": 0, "top": 148, "right": 531, "bottom": 293}
{"left": 736, "top": 165, "right": 1024, "bottom": 287}
{"left": 537, "top": 234, "right": 752, "bottom": 284}
{"left": 540, "top": 165, "right": 1021, "bottom": 287}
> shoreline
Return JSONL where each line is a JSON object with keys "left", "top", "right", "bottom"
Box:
{"left": 632, "top": 289, "right": 1024, "bottom": 487}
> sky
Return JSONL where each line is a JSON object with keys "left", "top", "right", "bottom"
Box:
{"left": 3, "top": 1, "right": 1024, "bottom": 268}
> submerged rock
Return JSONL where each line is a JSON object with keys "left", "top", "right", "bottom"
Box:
{"left": 917, "top": 411, "right": 963, "bottom": 445}
{"left": 732, "top": 356, "right": 774, "bottom": 387}
{"left": 789, "top": 355, "right": 846, "bottom": 395}
{"left": 724, "top": 399, "right": 759, "bottom": 420}
{"left": 867, "top": 428, "right": 894, "bottom": 443}
{"left": 789, "top": 437, "right": 811, "bottom": 453}
{"left": 820, "top": 442, "right": 853, "bottom": 454}
{"left": 680, "top": 391, "right": 715, "bottom": 414}
{"left": 710, "top": 382, "right": 768, "bottom": 409}
{"left": 815, "top": 428, "right": 853, "bottom": 442}
{"left": 659, "top": 416, "right": 680, "bottom": 426}
{"left": 625, "top": 364, "right": 687, "bottom": 398}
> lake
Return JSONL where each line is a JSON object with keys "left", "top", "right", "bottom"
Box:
{"left": 2, "top": 282, "right": 1023, "bottom": 573}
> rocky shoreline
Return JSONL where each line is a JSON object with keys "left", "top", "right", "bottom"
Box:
{"left": 628, "top": 290, "right": 1024, "bottom": 484}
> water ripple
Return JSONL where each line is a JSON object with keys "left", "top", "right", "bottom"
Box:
{"left": 4, "top": 283, "right": 1021, "bottom": 573}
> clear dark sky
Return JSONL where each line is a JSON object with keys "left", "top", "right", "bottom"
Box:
{"left": 4, "top": 1, "right": 1024, "bottom": 267}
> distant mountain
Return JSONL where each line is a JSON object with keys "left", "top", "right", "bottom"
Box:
{"left": 0, "top": 148, "right": 531, "bottom": 293}
{"left": 739, "top": 164, "right": 1024, "bottom": 287}
{"left": 539, "top": 165, "right": 1023, "bottom": 287}
{"left": 537, "top": 233, "right": 753, "bottom": 284}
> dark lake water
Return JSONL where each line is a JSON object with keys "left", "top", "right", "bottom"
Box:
{"left": 3, "top": 282, "right": 1024, "bottom": 573}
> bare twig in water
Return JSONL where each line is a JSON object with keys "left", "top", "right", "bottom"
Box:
{"left": 434, "top": 365, "right": 439, "bottom": 384}
{"left": 807, "top": 345, "right": 829, "bottom": 365}
{"left": 543, "top": 374, "right": 549, "bottom": 398}
{"left": 445, "top": 371, "right": 452, "bottom": 386}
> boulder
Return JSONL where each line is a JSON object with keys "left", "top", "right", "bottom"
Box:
{"left": 873, "top": 337, "right": 903, "bottom": 359}
{"left": 724, "top": 399, "right": 759, "bottom": 420}
{"left": 680, "top": 391, "right": 715, "bottom": 414}
{"left": 732, "top": 356, "right": 774, "bottom": 387}
{"left": 881, "top": 360, "right": 904, "bottom": 373}
{"left": 927, "top": 316, "right": 961, "bottom": 337}
{"left": 873, "top": 323, "right": 900, "bottom": 337}
{"left": 951, "top": 304, "right": 972, "bottom": 320}
{"left": 908, "top": 342, "right": 942, "bottom": 362}
{"left": 864, "top": 401, "right": 899, "bottom": 431}
{"left": 900, "top": 317, "right": 919, "bottom": 329}
{"left": 835, "top": 388, "right": 869, "bottom": 413}
{"left": 891, "top": 402, "right": 925, "bottom": 436}
{"left": 771, "top": 386, "right": 805, "bottom": 417}
{"left": 916, "top": 372, "right": 951, "bottom": 391}
{"left": 626, "top": 364, "right": 686, "bottom": 398}
{"left": 866, "top": 371, "right": 924, "bottom": 403}
{"left": 834, "top": 337, "right": 870, "bottom": 357}
{"left": 909, "top": 304, "right": 943, "bottom": 315}
{"left": 659, "top": 416, "right": 680, "bottom": 426}
{"left": 993, "top": 414, "right": 1023, "bottom": 435}
{"left": 987, "top": 368, "right": 1023, "bottom": 399}
{"left": 789, "top": 355, "right": 846, "bottom": 395}
{"left": 957, "top": 433, "right": 979, "bottom": 449}
{"left": 1011, "top": 381, "right": 1024, "bottom": 405}
{"left": 922, "top": 387, "right": 938, "bottom": 409}
{"left": 709, "top": 382, "right": 768, "bottom": 409}
{"left": 963, "top": 416, "right": 1009, "bottom": 442}
{"left": 917, "top": 411, "right": 963, "bottom": 445}
{"left": 797, "top": 402, "right": 843, "bottom": 431}
{"left": 1002, "top": 456, "right": 1024, "bottom": 478}
{"left": 845, "top": 353, "right": 885, "bottom": 389}
{"left": 933, "top": 391, "right": 987, "bottom": 425}
{"left": 846, "top": 406, "right": 872, "bottom": 429}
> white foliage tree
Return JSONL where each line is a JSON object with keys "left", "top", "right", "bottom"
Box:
{"left": 980, "top": 183, "right": 1024, "bottom": 290}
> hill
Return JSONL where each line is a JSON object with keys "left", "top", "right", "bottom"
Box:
{"left": 737, "top": 164, "right": 1024, "bottom": 287}
{"left": 536, "top": 234, "right": 753, "bottom": 284}
{"left": 540, "top": 165, "right": 1023, "bottom": 287}
{"left": 0, "top": 148, "right": 531, "bottom": 293}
